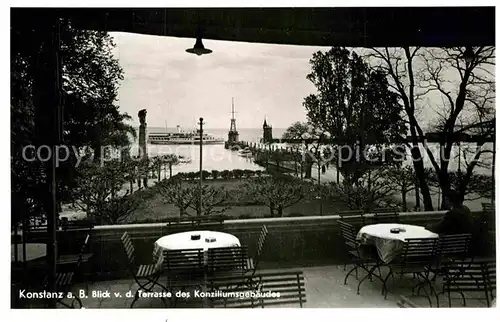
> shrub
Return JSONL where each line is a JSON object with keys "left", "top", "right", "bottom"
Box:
{"left": 242, "top": 169, "right": 255, "bottom": 178}
{"left": 221, "top": 170, "right": 232, "bottom": 180}
{"left": 202, "top": 170, "right": 211, "bottom": 180}
{"left": 233, "top": 169, "right": 244, "bottom": 179}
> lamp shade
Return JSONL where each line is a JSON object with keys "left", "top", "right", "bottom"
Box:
{"left": 186, "top": 37, "right": 212, "bottom": 56}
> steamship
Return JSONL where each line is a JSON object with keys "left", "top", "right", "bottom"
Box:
{"left": 148, "top": 125, "right": 224, "bottom": 145}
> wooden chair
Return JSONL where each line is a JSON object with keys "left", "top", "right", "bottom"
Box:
{"left": 418, "top": 233, "right": 473, "bottom": 288}
{"left": 338, "top": 220, "right": 383, "bottom": 294}
{"left": 208, "top": 270, "right": 306, "bottom": 308}
{"left": 437, "top": 233, "right": 472, "bottom": 263}
{"left": 481, "top": 203, "right": 494, "bottom": 212}
{"left": 57, "top": 233, "right": 93, "bottom": 266}
{"left": 440, "top": 258, "right": 496, "bottom": 307}
{"left": 161, "top": 248, "right": 205, "bottom": 307}
{"left": 60, "top": 218, "right": 95, "bottom": 232}
{"left": 248, "top": 225, "right": 268, "bottom": 276}
{"left": 481, "top": 203, "right": 495, "bottom": 231}
{"left": 373, "top": 210, "right": 399, "bottom": 223}
{"left": 120, "top": 232, "right": 167, "bottom": 308}
{"left": 338, "top": 210, "right": 365, "bottom": 226}
{"left": 164, "top": 216, "right": 224, "bottom": 234}
{"left": 207, "top": 246, "right": 253, "bottom": 276}
{"left": 42, "top": 235, "right": 93, "bottom": 308}
{"left": 383, "top": 237, "right": 439, "bottom": 305}
{"left": 162, "top": 248, "right": 205, "bottom": 287}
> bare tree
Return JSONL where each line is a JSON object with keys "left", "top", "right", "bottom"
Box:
{"left": 326, "top": 166, "right": 397, "bottom": 212}
{"left": 164, "top": 154, "right": 179, "bottom": 179}
{"left": 157, "top": 177, "right": 196, "bottom": 216}
{"left": 158, "top": 177, "right": 229, "bottom": 217}
{"left": 368, "top": 47, "right": 495, "bottom": 209}
{"left": 73, "top": 162, "right": 145, "bottom": 224}
{"left": 188, "top": 186, "right": 230, "bottom": 216}
{"left": 244, "top": 174, "right": 311, "bottom": 217}
{"left": 386, "top": 165, "right": 417, "bottom": 211}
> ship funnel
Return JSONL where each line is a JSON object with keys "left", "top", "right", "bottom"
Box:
{"left": 176, "top": 125, "right": 181, "bottom": 133}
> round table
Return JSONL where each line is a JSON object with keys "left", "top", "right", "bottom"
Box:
{"left": 357, "top": 224, "right": 438, "bottom": 263}
{"left": 153, "top": 230, "right": 241, "bottom": 262}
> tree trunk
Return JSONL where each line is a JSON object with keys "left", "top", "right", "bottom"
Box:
{"left": 169, "top": 164, "right": 172, "bottom": 178}
{"left": 304, "top": 156, "right": 313, "bottom": 179}
{"left": 92, "top": 143, "right": 101, "bottom": 164}
{"left": 414, "top": 177, "right": 420, "bottom": 209}
{"left": 277, "top": 205, "right": 284, "bottom": 217}
{"left": 269, "top": 202, "right": 275, "bottom": 217}
{"left": 401, "top": 188, "right": 407, "bottom": 211}
{"left": 409, "top": 141, "right": 433, "bottom": 210}
{"left": 129, "top": 181, "right": 133, "bottom": 194}
{"left": 367, "top": 170, "right": 372, "bottom": 192}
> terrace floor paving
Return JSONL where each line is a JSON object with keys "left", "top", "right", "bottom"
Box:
{"left": 68, "top": 264, "right": 492, "bottom": 309}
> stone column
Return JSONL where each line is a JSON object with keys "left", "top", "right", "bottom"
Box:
{"left": 138, "top": 109, "right": 148, "bottom": 187}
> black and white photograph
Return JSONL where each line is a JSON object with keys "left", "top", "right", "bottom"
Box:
{"left": 8, "top": 4, "right": 497, "bottom": 313}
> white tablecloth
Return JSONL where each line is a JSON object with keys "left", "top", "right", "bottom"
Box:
{"left": 153, "top": 230, "right": 241, "bottom": 263}
{"left": 357, "top": 224, "right": 438, "bottom": 263}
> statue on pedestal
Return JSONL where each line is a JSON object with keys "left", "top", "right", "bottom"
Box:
{"left": 138, "top": 109, "right": 148, "bottom": 188}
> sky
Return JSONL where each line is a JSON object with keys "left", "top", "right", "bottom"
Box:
{"left": 111, "top": 32, "right": 329, "bottom": 129}
{"left": 111, "top": 32, "right": 494, "bottom": 134}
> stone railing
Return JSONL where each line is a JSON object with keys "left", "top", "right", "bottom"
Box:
{"left": 26, "top": 210, "right": 495, "bottom": 281}
{"left": 88, "top": 211, "right": 447, "bottom": 280}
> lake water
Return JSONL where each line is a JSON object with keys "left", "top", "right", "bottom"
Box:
{"left": 128, "top": 126, "right": 494, "bottom": 176}
{"left": 127, "top": 127, "right": 285, "bottom": 175}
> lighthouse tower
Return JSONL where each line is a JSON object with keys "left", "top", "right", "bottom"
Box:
{"left": 227, "top": 98, "right": 239, "bottom": 145}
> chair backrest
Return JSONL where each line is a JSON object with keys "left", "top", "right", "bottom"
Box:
{"left": 482, "top": 203, "right": 494, "bottom": 213}
{"left": 77, "top": 234, "right": 91, "bottom": 260}
{"left": 374, "top": 207, "right": 400, "bottom": 213}
{"left": 401, "top": 237, "right": 439, "bottom": 261}
{"left": 373, "top": 211, "right": 399, "bottom": 223}
{"left": 256, "top": 225, "right": 269, "bottom": 258}
{"left": 164, "top": 216, "right": 224, "bottom": 234}
{"left": 207, "top": 246, "right": 251, "bottom": 274}
{"left": 443, "top": 258, "right": 496, "bottom": 306}
{"left": 337, "top": 220, "right": 358, "bottom": 246}
{"left": 480, "top": 203, "right": 495, "bottom": 231}
{"left": 438, "top": 233, "right": 472, "bottom": 259}
{"left": 208, "top": 270, "right": 306, "bottom": 308}
{"left": 338, "top": 210, "right": 365, "bottom": 225}
{"left": 61, "top": 219, "right": 95, "bottom": 232}
{"left": 120, "top": 231, "right": 136, "bottom": 267}
{"left": 162, "top": 248, "right": 204, "bottom": 276}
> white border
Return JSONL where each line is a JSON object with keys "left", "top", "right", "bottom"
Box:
{"left": 3, "top": 2, "right": 499, "bottom": 322}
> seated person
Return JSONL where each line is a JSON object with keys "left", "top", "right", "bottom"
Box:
{"left": 426, "top": 191, "right": 476, "bottom": 235}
